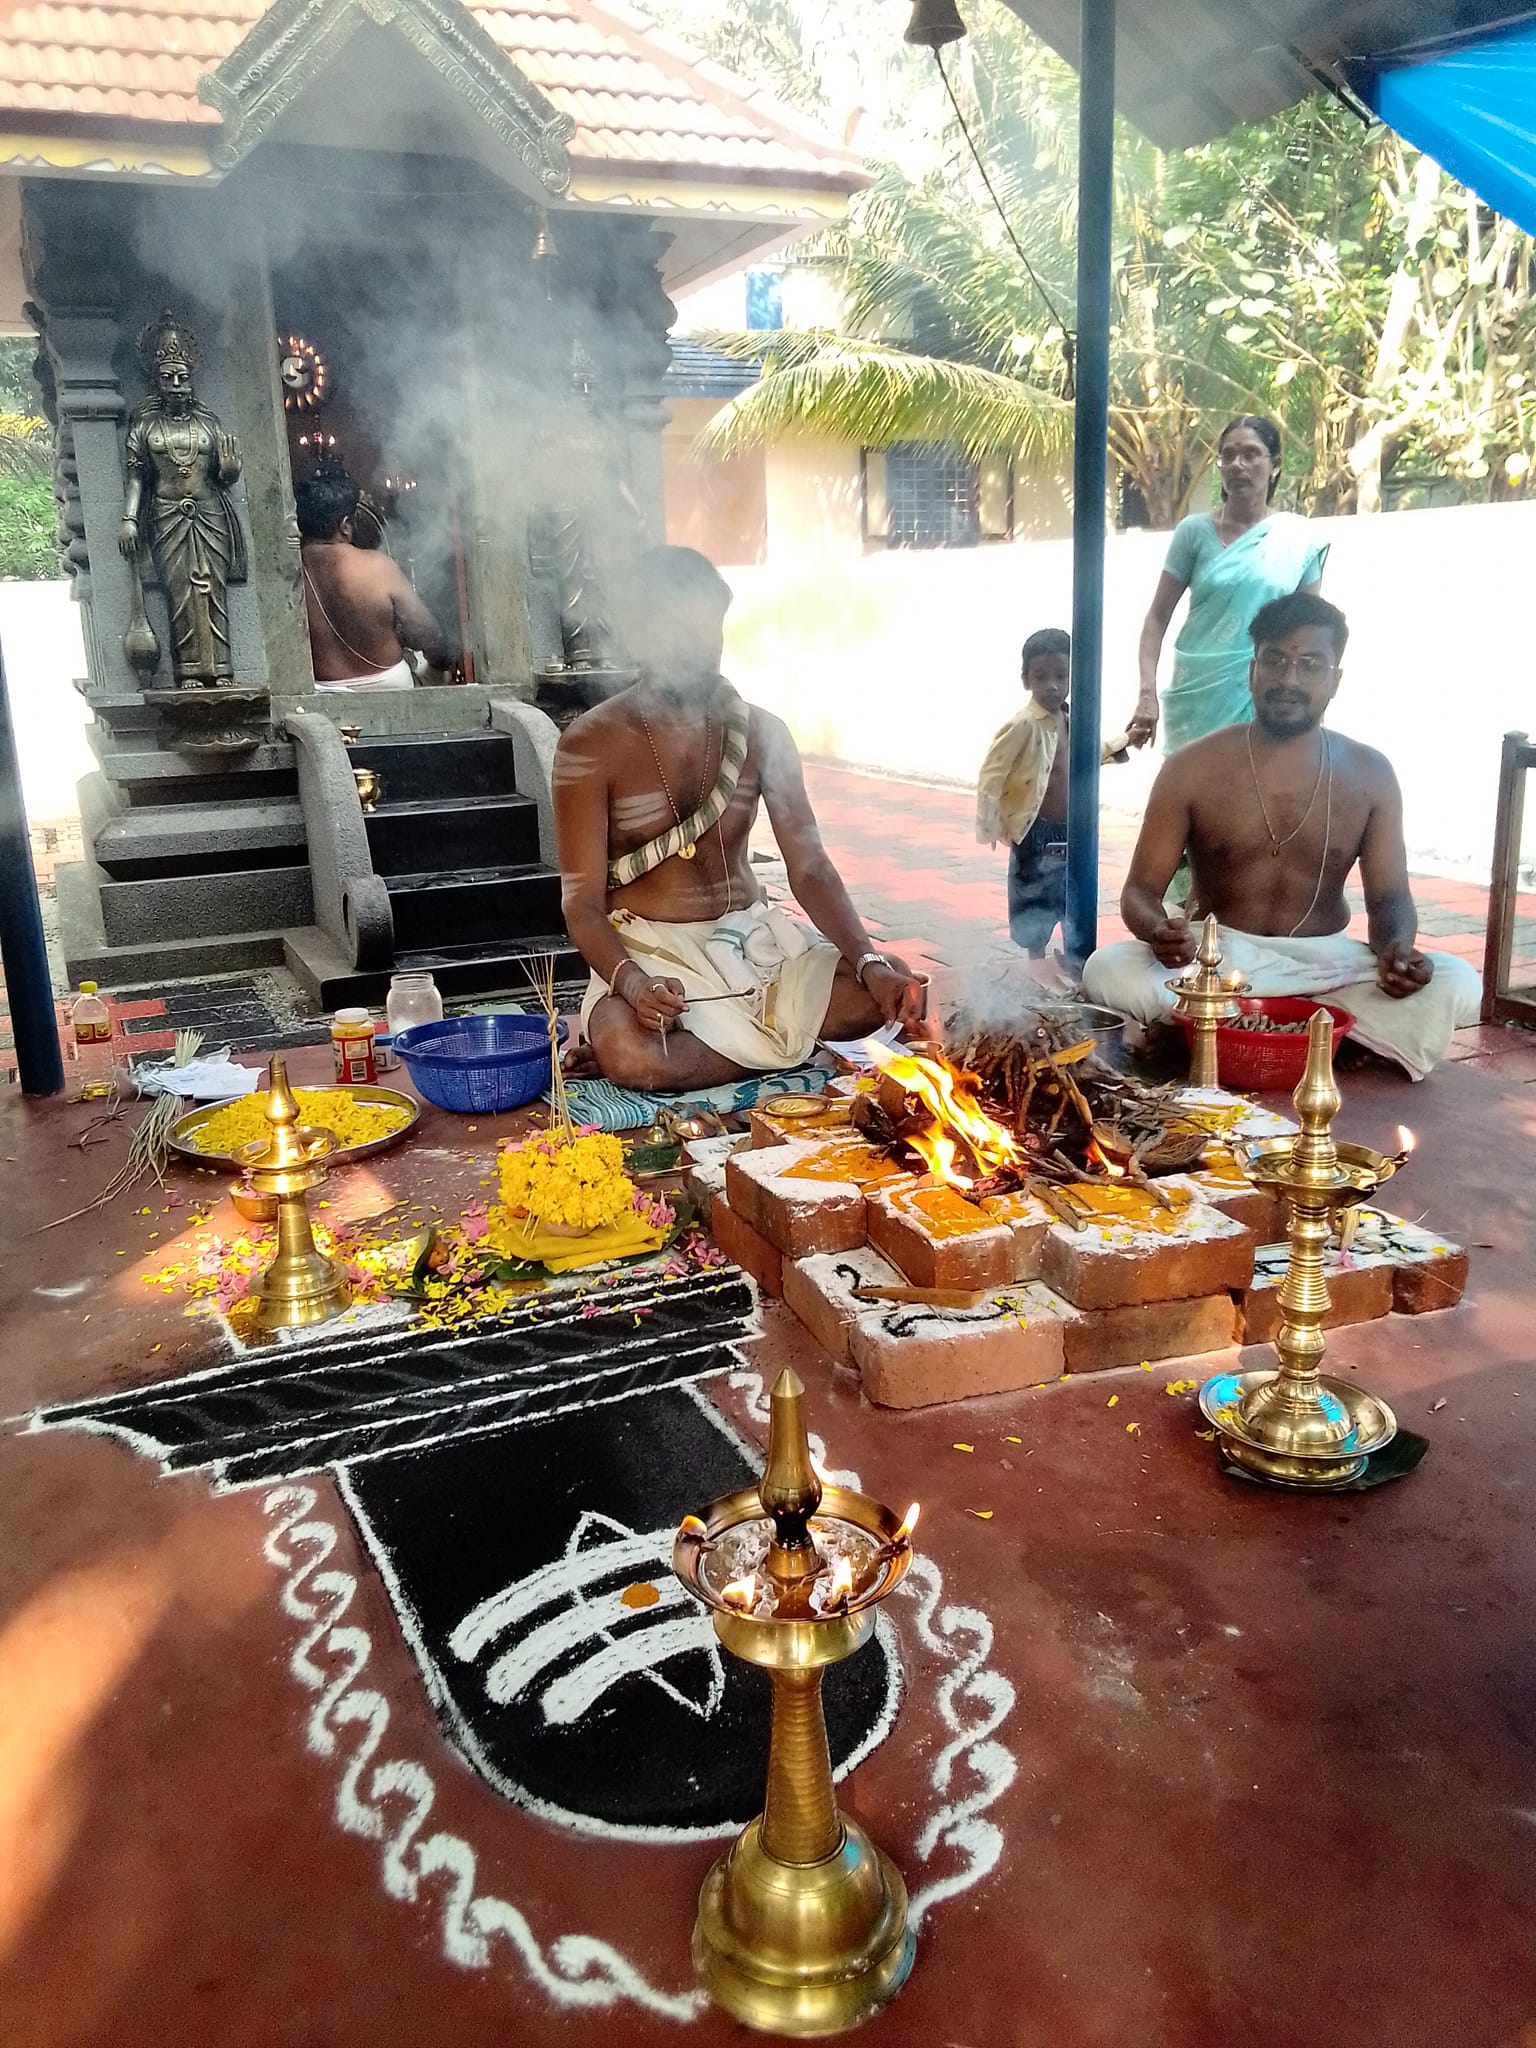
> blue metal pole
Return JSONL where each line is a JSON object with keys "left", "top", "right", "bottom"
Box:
{"left": 0, "top": 638, "right": 65, "bottom": 1096}
{"left": 1064, "top": 0, "right": 1116, "bottom": 967}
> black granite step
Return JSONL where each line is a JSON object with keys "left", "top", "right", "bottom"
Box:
{"left": 393, "top": 936, "right": 585, "bottom": 994}
{"left": 366, "top": 794, "right": 540, "bottom": 877}
{"left": 306, "top": 935, "right": 583, "bottom": 1010}
{"left": 347, "top": 733, "right": 522, "bottom": 803}
{"left": 386, "top": 862, "right": 564, "bottom": 950}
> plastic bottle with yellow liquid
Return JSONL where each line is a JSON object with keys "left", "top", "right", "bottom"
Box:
{"left": 69, "top": 981, "right": 117, "bottom": 1100}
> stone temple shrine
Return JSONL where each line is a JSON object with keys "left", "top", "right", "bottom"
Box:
{"left": 0, "top": 0, "right": 865, "bottom": 1002}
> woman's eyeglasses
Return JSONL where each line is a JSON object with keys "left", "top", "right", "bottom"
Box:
{"left": 1253, "top": 648, "right": 1335, "bottom": 683}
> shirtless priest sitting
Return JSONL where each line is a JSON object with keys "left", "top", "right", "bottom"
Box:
{"left": 1081, "top": 591, "right": 1480, "bottom": 1081}
{"left": 554, "top": 546, "right": 925, "bottom": 1090}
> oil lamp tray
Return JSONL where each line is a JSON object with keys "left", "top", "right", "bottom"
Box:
{"left": 169, "top": 1084, "right": 421, "bottom": 1171}
{"left": 1200, "top": 1367, "right": 1398, "bottom": 1485}
{"left": 1244, "top": 1136, "right": 1398, "bottom": 1197}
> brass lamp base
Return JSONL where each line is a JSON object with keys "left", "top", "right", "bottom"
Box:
{"left": 694, "top": 1814, "right": 914, "bottom": 2038}
{"left": 254, "top": 1242, "right": 350, "bottom": 1330}
{"left": 1201, "top": 1367, "right": 1397, "bottom": 1489}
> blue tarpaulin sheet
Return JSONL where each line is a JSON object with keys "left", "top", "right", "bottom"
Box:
{"left": 1354, "top": 17, "right": 1536, "bottom": 238}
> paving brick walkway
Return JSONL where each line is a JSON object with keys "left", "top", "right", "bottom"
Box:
{"left": 795, "top": 761, "right": 1521, "bottom": 988}
{"left": 3, "top": 773, "right": 1533, "bottom": 1085}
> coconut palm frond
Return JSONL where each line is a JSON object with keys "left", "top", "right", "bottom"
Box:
{"left": 693, "top": 336, "right": 1069, "bottom": 465}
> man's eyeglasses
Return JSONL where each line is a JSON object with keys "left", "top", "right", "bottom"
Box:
{"left": 1253, "top": 648, "right": 1336, "bottom": 683}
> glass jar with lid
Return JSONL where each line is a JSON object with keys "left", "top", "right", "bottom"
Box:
{"left": 387, "top": 972, "right": 444, "bottom": 1038}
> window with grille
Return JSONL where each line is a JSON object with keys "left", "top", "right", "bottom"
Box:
{"left": 884, "top": 442, "right": 980, "bottom": 547}
{"left": 745, "top": 269, "right": 784, "bottom": 332}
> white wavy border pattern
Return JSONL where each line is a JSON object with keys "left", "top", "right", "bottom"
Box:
{"left": 259, "top": 1389, "right": 1017, "bottom": 2020}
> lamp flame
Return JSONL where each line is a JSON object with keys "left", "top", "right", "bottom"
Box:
{"left": 678, "top": 1514, "right": 707, "bottom": 1539}
{"left": 828, "top": 1556, "right": 855, "bottom": 1606}
{"left": 893, "top": 1502, "right": 921, "bottom": 1545}
{"left": 1397, "top": 1126, "right": 1416, "bottom": 1157}
{"left": 722, "top": 1573, "right": 757, "bottom": 1613}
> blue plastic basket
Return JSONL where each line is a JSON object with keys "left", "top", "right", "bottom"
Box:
{"left": 393, "top": 1013, "right": 568, "bottom": 1114}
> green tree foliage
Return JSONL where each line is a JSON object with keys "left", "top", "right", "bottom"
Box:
{"left": 0, "top": 337, "right": 57, "bottom": 577}
{"left": 661, "top": 0, "right": 1536, "bottom": 519}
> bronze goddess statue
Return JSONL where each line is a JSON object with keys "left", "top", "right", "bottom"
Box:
{"left": 119, "top": 311, "right": 247, "bottom": 687}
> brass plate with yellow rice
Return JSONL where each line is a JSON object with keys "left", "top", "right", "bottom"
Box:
{"left": 169, "top": 1084, "right": 420, "bottom": 1171}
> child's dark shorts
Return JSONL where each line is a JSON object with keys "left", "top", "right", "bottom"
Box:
{"left": 1007, "top": 815, "right": 1068, "bottom": 953}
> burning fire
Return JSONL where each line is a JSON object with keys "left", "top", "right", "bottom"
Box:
{"left": 869, "top": 1043, "right": 1022, "bottom": 1192}
{"left": 827, "top": 1556, "right": 855, "bottom": 1608}
{"left": 722, "top": 1573, "right": 757, "bottom": 1613}
{"left": 1085, "top": 1140, "right": 1126, "bottom": 1181}
{"left": 893, "top": 1502, "right": 921, "bottom": 1545}
{"left": 678, "top": 1514, "right": 707, "bottom": 1539}
{"left": 1397, "top": 1126, "right": 1416, "bottom": 1160}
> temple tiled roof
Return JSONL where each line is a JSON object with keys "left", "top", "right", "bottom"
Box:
{"left": 0, "top": 0, "right": 866, "bottom": 187}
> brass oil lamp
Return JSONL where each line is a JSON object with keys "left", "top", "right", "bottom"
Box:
{"left": 1167, "top": 913, "right": 1243, "bottom": 1089}
{"left": 240, "top": 1054, "right": 349, "bottom": 1331}
{"left": 1199, "top": 1010, "right": 1401, "bottom": 1488}
{"left": 673, "top": 1370, "right": 918, "bottom": 2036}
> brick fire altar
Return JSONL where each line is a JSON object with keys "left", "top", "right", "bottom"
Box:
{"left": 688, "top": 1083, "right": 1468, "bottom": 1411}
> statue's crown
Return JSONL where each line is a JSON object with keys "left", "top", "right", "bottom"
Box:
{"left": 138, "top": 309, "right": 200, "bottom": 376}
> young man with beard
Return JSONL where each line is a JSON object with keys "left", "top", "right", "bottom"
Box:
{"left": 554, "top": 546, "right": 926, "bottom": 1091}
{"left": 1081, "top": 591, "right": 1480, "bottom": 1079}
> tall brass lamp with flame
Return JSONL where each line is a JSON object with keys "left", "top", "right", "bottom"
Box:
{"left": 1199, "top": 1011, "right": 1402, "bottom": 1487}
{"left": 674, "top": 1371, "right": 919, "bottom": 2036}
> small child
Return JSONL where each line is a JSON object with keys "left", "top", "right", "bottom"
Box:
{"left": 976, "top": 628, "right": 1128, "bottom": 959}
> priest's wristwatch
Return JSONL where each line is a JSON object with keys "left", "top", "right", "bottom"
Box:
{"left": 854, "top": 950, "right": 891, "bottom": 989}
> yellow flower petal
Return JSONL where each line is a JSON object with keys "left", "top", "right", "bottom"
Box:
{"left": 1106, "top": 1395, "right": 1118, "bottom": 1407}
{"left": 952, "top": 1443, "right": 973, "bottom": 1453}
{"left": 967, "top": 1509, "right": 994, "bottom": 1520}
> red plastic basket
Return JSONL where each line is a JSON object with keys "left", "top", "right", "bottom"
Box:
{"left": 1180, "top": 997, "right": 1356, "bottom": 1092}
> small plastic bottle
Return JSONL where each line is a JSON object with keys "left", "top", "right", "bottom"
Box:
{"left": 331, "top": 1007, "right": 378, "bottom": 1085}
{"left": 69, "top": 981, "right": 117, "bottom": 1100}
{"left": 386, "top": 971, "right": 444, "bottom": 1040}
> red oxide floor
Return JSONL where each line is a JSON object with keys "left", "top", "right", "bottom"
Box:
{"left": 5, "top": 995, "right": 1536, "bottom": 2047}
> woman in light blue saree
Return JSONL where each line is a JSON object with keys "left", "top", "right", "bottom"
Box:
{"left": 1128, "top": 417, "right": 1328, "bottom": 755}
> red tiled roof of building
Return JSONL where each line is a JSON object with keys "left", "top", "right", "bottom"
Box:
{"left": 0, "top": 0, "right": 866, "bottom": 187}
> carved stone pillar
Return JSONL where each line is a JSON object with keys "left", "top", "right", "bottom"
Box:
{"left": 22, "top": 182, "right": 139, "bottom": 700}
{"left": 460, "top": 223, "right": 541, "bottom": 698}
{"left": 608, "top": 221, "right": 676, "bottom": 542}
{"left": 207, "top": 189, "right": 310, "bottom": 694}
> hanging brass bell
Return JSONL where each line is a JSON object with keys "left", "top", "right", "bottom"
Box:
{"left": 531, "top": 209, "right": 558, "bottom": 265}
{"left": 904, "top": 0, "right": 967, "bottom": 48}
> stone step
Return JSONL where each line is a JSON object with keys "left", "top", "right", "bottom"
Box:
{"left": 386, "top": 863, "right": 564, "bottom": 949}
{"left": 271, "top": 685, "right": 501, "bottom": 736}
{"left": 365, "top": 794, "right": 540, "bottom": 877}
{"left": 58, "top": 860, "right": 289, "bottom": 987}
{"left": 91, "top": 732, "right": 299, "bottom": 807}
{"left": 283, "top": 924, "right": 582, "bottom": 1010}
{"left": 99, "top": 864, "right": 313, "bottom": 947}
{"left": 94, "top": 800, "right": 307, "bottom": 880}
{"left": 348, "top": 732, "right": 523, "bottom": 802}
